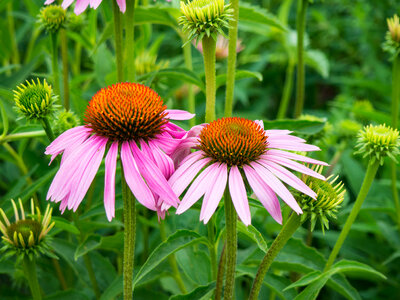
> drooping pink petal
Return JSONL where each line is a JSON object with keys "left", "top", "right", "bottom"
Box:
{"left": 162, "top": 122, "right": 187, "bottom": 139}
{"left": 267, "top": 141, "right": 320, "bottom": 152}
{"left": 176, "top": 163, "right": 219, "bottom": 214}
{"left": 89, "top": 0, "right": 102, "bottom": 9}
{"left": 265, "top": 155, "right": 325, "bottom": 180}
{"left": 147, "top": 140, "right": 175, "bottom": 179}
{"left": 264, "top": 129, "right": 293, "bottom": 136}
{"left": 116, "top": 0, "right": 126, "bottom": 12}
{"left": 166, "top": 109, "right": 195, "bottom": 120}
{"left": 104, "top": 142, "right": 118, "bottom": 221}
{"left": 152, "top": 135, "right": 182, "bottom": 155}
{"left": 68, "top": 138, "right": 107, "bottom": 211}
{"left": 259, "top": 160, "right": 317, "bottom": 199}
{"left": 131, "top": 142, "right": 179, "bottom": 208}
{"left": 243, "top": 165, "right": 282, "bottom": 224}
{"left": 200, "top": 163, "right": 228, "bottom": 224}
{"left": 228, "top": 165, "right": 251, "bottom": 226}
{"left": 169, "top": 151, "right": 205, "bottom": 182}
{"left": 263, "top": 149, "right": 328, "bottom": 166}
{"left": 267, "top": 135, "right": 307, "bottom": 143}
{"left": 251, "top": 162, "right": 302, "bottom": 214}
{"left": 74, "top": 0, "right": 90, "bottom": 15}
{"left": 45, "top": 0, "right": 56, "bottom": 5}
{"left": 120, "top": 141, "right": 156, "bottom": 210}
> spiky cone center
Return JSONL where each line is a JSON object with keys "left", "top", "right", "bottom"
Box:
{"left": 388, "top": 15, "right": 400, "bottom": 43}
{"left": 39, "top": 5, "right": 66, "bottom": 33}
{"left": 199, "top": 117, "right": 267, "bottom": 166}
{"left": 84, "top": 83, "right": 168, "bottom": 142}
{"left": 13, "top": 79, "right": 55, "bottom": 120}
{"left": 356, "top": 124, "right": 400, "bottom": 165}
{"left": 179, "top": 0, "right": 233, "bottom": 42}
{"left": 300, "top": 168, "right": 345, "bottom": 232}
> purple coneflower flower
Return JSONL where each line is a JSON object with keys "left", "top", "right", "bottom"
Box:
{"left": 44, "top": 0, "right": 126, "bottom": 15}
{"left": 169, "top": 117, "right": 327, "bottom": 225}
{"left": 46, "top": 82, "right": 194, "bottom": 221}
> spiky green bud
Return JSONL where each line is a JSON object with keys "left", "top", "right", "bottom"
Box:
{"left": 355, "top": 124, "right": 400, "bottom": 165}
{"left": 0, "top": 199, "right": 56, "bottom": 260}
{"left": 179, "top": 0, "right": 233, "bottom": 43}
{"left": 13, "top": 79, "right": 58, "bottom": 120}
{"left": 53, "top": 109, "right": 81, "bottom": 136}
{"left": 300, "top": 166, "right": 345, "bottom": 233}
{"left": 39, "top": 5, "right": 66, "bottom": 33}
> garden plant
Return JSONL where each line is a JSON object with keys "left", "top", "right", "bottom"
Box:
{"left": 0, "top": 0, "right": 400, "bottom": 299}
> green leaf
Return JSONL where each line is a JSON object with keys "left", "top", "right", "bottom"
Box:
{"left": 305, "top": 50, "right": 329, "bottom": 78}
{"left": 169, "top": 282, "right": 216, "bottom": 300}
{"left": 216, "top": 70, "right": 263, "bottom": 90}
{"left": 239, "top": 3, "right": 287, "bottom": 32}
{"left": 329, "top": 260, "right": 386, "bottom": 280}
{"left": 74, "top": 235, "right": 102, "bottom": 260}
{"left": 262, "top": 119, "right": 325, "bottom": 135}
{"left": 10, "top": 124, "right": 43, "bottom": 134}
{"left": 51, "top": 217, "right": 80, "bottom": 235}
{"left": 99, "top": 275, "right": 122, "bottom": 300}
{"left": 133, "top": 230, "right": 208, "bottom": 288}
{"left": 44, "top": 290, "right": 90, "bottom": 300}
{"left": 237, "top": 222, "right": 268, "bottom": 253}
{"left": 326, "top": 274, "right": 361, "bottom": 300}
{"left": 135, "top": 6, "right": 178, "bottom": 28}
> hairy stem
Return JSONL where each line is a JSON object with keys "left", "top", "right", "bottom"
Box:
{"left": 22, "top": 256, "right": 42, "bottom": 300}
{"left": 51, "top": 33, "right": 61, "bottom": 100}
{"left": 183, "top": 39, "right": 196, "bottom": 126}
{"left": 249, "top": 213, "right": 302, "bottom": 300}
{"left": 207, "top": 219, "right": 218, "bottom": 279}
{"left": 202, "top": 36, "right": 217, "bottom": 123}
{"left": 125, "top": 0, "right": 136, "bottom": 82}
{"left": 277, "top": 60, "right": 295, "bottom": 119}
{"left": 324, "top": 161, "right": 380, "bottom": 270}
{"left": 112, "top": 1, "right": 124, "bottom": 82}
{"left": 40, "top": 117, "right": 55, "bottom": 142}
{"left": 60, "top": 29, "right": 70, "bottom": 110}
{"left": 215, "top": 242, "right": 226, "bottom": 300}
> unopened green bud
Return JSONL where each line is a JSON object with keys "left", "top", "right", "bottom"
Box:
{"left": 13, "top": 79, "right": 58, "bottom": 120}
{"left": 53, "top": 109, "right": 81, "bottom": 136}
{"left": 355, "top": 124, "right": 400, "bottom": 165}
{"left": 39, "top": 5, "right": 66, "bottom": 33}
{"left": 179, "top": 0, "right": 233, "bottom": 43}
{"left": 337, "top": 119, "right": 362, "bottom": 140}
{"left": 388, "top": 15, "right": 400, "bottom": 43}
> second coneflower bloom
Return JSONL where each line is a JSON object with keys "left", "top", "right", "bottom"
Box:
{"left": 171, "top": 118, "right": 328, "bottom": 225}
{"left": 46, "top": 82, "right": 194, "bottom": 221}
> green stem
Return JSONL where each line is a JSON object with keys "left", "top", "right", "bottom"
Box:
{"left": 183, "top": 39, "right": 196, "bottom": 126}
{"left": 7, "top": 2, "right": 20, "bottom": 66}
{"left": 324, "top": 161, "right": 380, "bottom": 270}
{"left": 51, "top": 258, "right": 68, "bottom": 290}
{"left": 248, "top": 213, "right": 301, "bottom": 300}
{"left": 223, "top": 188, "right": 237, "bottom": 300}
{"left": 121, "top": 166, "right": 136, "bottom": 300}
{"left": 25, "top": 28, "right": 41, "bottom": 64}
{"left": 277, "top": 60, "right": 295, "bottom": 119}
{"left": 112, "top": 1, "right": 124, "bottom": 82}
{"left": 40, "top": 117, "right": 55, "bottom": 142}
{"left": 224, "top": 0, "right": 239, "bottom": 117}
{"left": 391, "top": 55, "right": 400, "bottom": 229}
{"left": 22, "top": 256, "right": 42, "bottom": 300}
{"left": 202, "top": 36, "right": 217, "bottom": 123}
{"left": 207, "top": 219, "right": 218, "bottom": 279}
{"left": 83, "top": 254, "right": 101, "bottom": 299}
{"left": 125, "top": 0, "right": 136, "bottom": 82}
{"left": 159, "top": 221, "right": 187, "bottom": 293}
{"left": 60, "top": 29, "right": 70, "bottom": 110}
{"left": 294, "top": 0, "right": 308, "bottom": 118}
{"left": 73, "top": 42, "right": 82, "bottom": 76}
{"left": 0, "top": 131, "right": 45, "bottom": 143}
{"left": 215, "top": 242, "right": 226, "bottom": 300}
{"left": 51, "top": 33, "right": 61, "bottom": 100}
{"left": 326, "top": 142, "right": 346, "bottom": 177}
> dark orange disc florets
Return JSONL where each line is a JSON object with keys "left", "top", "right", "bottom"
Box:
{"left": 199, "top": 117, "right": 268, "bottom": 166}
{"left": 84, "top": 83, "right": 168, "bottom": 141}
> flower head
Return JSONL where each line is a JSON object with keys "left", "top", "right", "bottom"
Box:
{"left": 179, "top": 0, "right": 233, "bottom": 43}
{"left": 39, "top": 5, "right": 66, "bottom": 33}
{"left": 299, "top": 166, "right": 345, "bottom": 233}
{"left": 383, "top": 14, "right": 400, "bottom": 57}
{"left": 45, "top": 83, "right": 194, "bottom": 221}
{"left": 169, "top": 117, "right": 327, "bottom": 225}
{"left": 0, "top": 199, "right": 55, "bottom": 260}
{"left": 355, "top": 124, "right": 400, "bottom": 165}
{"left": 44, "top": 0, "right": 126, "bottom": 15}
{"left": 13, "top": 79, "right": 58, "bottom": 120}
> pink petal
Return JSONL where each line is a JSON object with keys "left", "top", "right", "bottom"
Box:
{"left": 267, "top": 135, "right": 306, "bottom": 143}
{"left": 120, "top": 141, "right": 156, "bottom": 210}
{"left": 45, "top": 0, "right": 56, "bottom": 5}
{"left": 162, "top": 122, "right": 187, "bottom": 139}
{"left": 166, "top": 109, "right": 195, "bottom": 120}
{"left": 74, "top": 0, "right": 90, "bottom": 14}
{"left": 264, "top": 149, "right": 328, "bottom": 166}
{"left": 104, "top": 142, "right": 118, "bottom": 221}
{"left": 268, "top": 141, "right": 320, "bottom": 152}
{"left": 264, "top": 129, "right": 292, "bottom": 136}
{"left": 116, "top": 0, "right": 126, "bottom": 12}
{"left": 147, "top": 140, "right": 175, "bottom": 179}
{"left": 176, "top": 163, "right": 219, "bottom": 214}
{"left": 228, "top": 166, "right": 251, "bottom": 226}
{"left": 265, "top": 155, "right": 325, "bottom": 180}
{"left": 259, "top": 160, "right": 317, "bottom": 199}
{"left": 169, "top": 151, "right": 205, "bottom": 183}
{"left": 200, "top": 163, "right": 228, "bottom": 224}
{"left": 61, "top": 0, "right": 74, "bottom": 8}
{"left": 254, "top": 120, "right": 264, "bottom": 129}
{"left": 250, "top": 162, "right": 302, "bottom": 214}
{"left": 243, "top": 165, "right": 282, "bottom": 224}
{"left": 131, "top": 142, "right": 179, "bottom": 208}
{"left": 90, "top": 0, "right": 102, "bottom": 9}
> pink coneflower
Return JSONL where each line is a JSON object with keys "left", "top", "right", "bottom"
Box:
{"left": 44, "top": 0, "right": 126, "bottom": 15}
{"left": 170, "top": 117, "right": 327, "bottom": 225}
{"left": 46, "top": 82, "right": 194, "bottom": 221}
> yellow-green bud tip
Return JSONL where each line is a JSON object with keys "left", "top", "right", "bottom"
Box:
{"left": 356, "top": 124, "right": 400, "bottom": 165}
{"left": 388, "top": 14, "right": 400, "bottom": 43}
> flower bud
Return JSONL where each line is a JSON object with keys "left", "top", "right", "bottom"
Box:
{"left": 39, "top": 5, "right": 66, "bottom": 34}
{"left": 53, "top": 109, "right": 81, "bottom": 136}
{"left": 388, "top": 14, "right": 400, "bottom": 43}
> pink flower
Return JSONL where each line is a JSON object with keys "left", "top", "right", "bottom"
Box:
{"left": 45, "top": 83, "right": 194, "bottom": 221}
{"left": 169, "top": 117, "right": 328, "bottom": 226}
{"left": 44, "top": 0, "right": 126, "bottom": 15}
